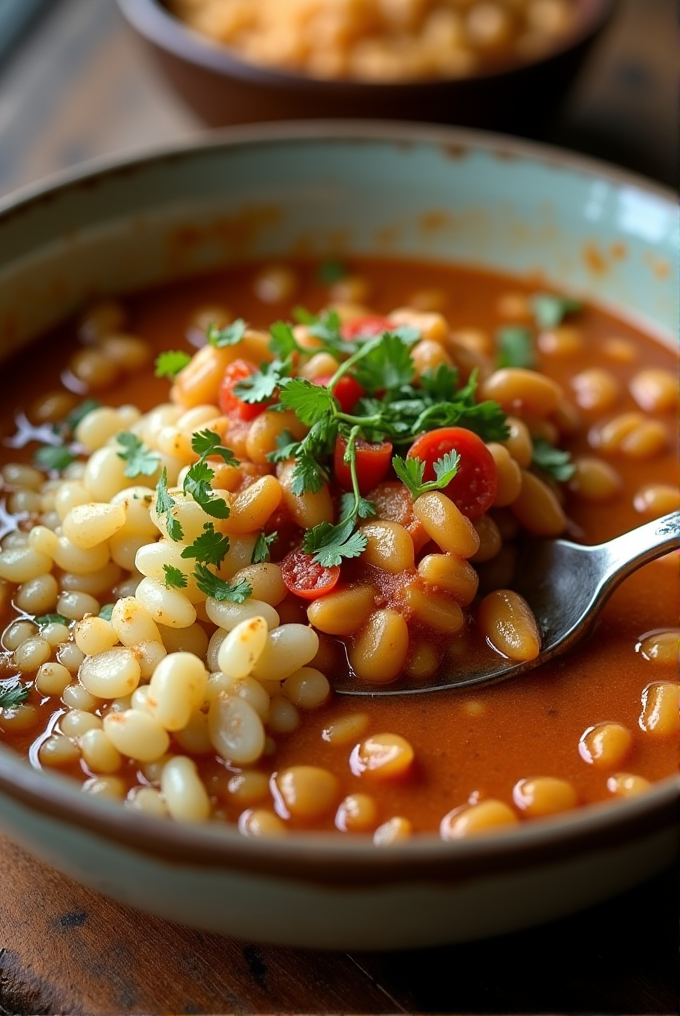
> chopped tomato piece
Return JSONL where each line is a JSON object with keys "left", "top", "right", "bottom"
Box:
{"left": 281, "top": 548, "right": 341, "bottom": 600}
{"left": 341, "top": 315, "right": 393, "bottom": 340}
{"left": 218, "top": 359, "right": 265, "bottom": 421}
{"left": 313, "top": 372, "right": 365, "bottom": 414}
{"left": 406, "top": 426, "right": 497, "bottom": 519}
{"left": 334, "top": 435, "right": 393, "bottom": 494}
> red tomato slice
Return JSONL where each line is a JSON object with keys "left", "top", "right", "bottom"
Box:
{"left": 281, "top": 548, "right": 341, "bottom": 600}
{"left": 218, "top": 359, "right": 264, "bottom": 421}
{"left": 341, "top": 315, "right": 393, "bottom": 340}
{"left": 334, "top": 435, "right": 393, "bottom": 494}
{"left": 313, "top": 373, "right": 365, "bottom": 414}
{"left": 406, "top": 427, "right": 497, "bottom": 519}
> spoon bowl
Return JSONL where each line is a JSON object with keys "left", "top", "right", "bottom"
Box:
{"left": 335, "top": 511, "right": 680, "bottom": 696}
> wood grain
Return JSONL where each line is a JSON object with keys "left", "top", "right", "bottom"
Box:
{"left": 0, "top": 832, "right": 676, "bottom": 1015}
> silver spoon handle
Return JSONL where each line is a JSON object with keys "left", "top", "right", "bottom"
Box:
{"left": 598, "top": 510, "right": 680, "bottom": 584}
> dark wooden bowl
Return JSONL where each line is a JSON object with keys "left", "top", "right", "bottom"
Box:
{"left": 116, "top": 0, "right": 617, "bottom": 138}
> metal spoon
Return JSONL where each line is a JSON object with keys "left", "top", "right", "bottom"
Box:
{"left": 334, "top": 510, "right": 680, "bottom": 696}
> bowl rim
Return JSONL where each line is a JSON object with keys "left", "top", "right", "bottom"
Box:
{"left": 116, "top": 0, "right": 619, "bottom": 92}
{"left": 0, "top": 119, "right": 677, "bottom": 883}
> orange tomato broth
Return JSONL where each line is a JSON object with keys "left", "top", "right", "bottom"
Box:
{"left": 0, "top": 256, "right": 677, "bottom": 834}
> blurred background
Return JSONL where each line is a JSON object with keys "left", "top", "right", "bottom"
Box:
{"left": 0, "top": 0, "right": 675, "bottom": 201}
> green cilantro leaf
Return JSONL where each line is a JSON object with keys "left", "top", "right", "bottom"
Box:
{"left": 163, "top": 564, "right": 188, "bottom": 589}
{"left": 98, "top": 604, "right": 115, "bottom": 621}
{"left": 180, "top": 522, "right": 231, "bottom": 567}
{"left": 418, "top": 363, "right": 461, "bottom": 402}
{"left": 193, "top": 564, "right": 252, "bottom": 603}
{"left": 34, "top": 444, "right": 77, "bottom": 472}
{"left": 269, "top": 321, "right": 301, "bottom": 360}
{"left": 278, "top": 377, "right": 335, "bottom": 426}
{"left": 290, "top": 447, "right": 330, "bottom": 495}
{"left": 191, "top": 429, "right": 239, "bottom": 466}
{"left": 353, "top": 331, "right": 418, "bottom": 393}
{"left": 317, "top": 258, "right": 348, "bottom": 284}
{"left": 302, "top": 517, "right": 367, "bottom": 568}
{"left": 532, "top": 437, "right": 576, "bottom": 482}
{"left": 266, "top": 429, "right": 300, "bottom": 465}
{"left": 34, "top": 613, "right": 70, "bottom": 628}
{"left": 251, "top": 531, "right": 278, "bottom": 564}
{"left": 116, "top": 432, "right": 160, "bottom": 478}
{"left": 393, "top": 450, "right": 460, "bottom": 500}
{"left": 496, "top": 326, "right": 536, "bottom": 369}
{"left": 183, "top": 461, "right": 230, "bottom": 519}
{"left": 65, "top": 399, "right": 100, "bottom": 431}
{"left": 339, "top": 492, "right": 375, "bottom": 522}
{"left": 531, "top": 293, "right": 583, "bottom": 330}
{"left": 234, "top": 359, "right": 289, "bottom": 404}
{"left": 155, "top": 350, "right": 192, "bottom": 380}
{"left": 0, "top": 677, "right": 30, "bottom": 710}
{"left": 207, "top": 318, "right": 247, "bottom": 348}
{"left": 155, "top": 468, "right": 184, "bottom": 542}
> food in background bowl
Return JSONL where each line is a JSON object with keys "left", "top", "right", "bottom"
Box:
{"left": 0, "top": 252, "right": 677, "bottom": 837}
{"left": 167, "top": 0, "right": 579, "bottom": 81}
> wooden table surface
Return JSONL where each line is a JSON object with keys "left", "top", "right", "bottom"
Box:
{"left": 0, "top": 1, "right": 677, "bottom": 1013}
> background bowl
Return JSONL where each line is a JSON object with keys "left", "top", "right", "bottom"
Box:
{"left": 0, "top": 122, "right": 677, "bottom": 950}
{"left": 116, "top": 0, "right": 617, "bottom": 136}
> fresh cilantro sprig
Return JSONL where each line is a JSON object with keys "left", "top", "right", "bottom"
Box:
{"left": 234, "top": 359, "right": 292, "bottom": 404}
{"left": 206, "top": 318, "right": 247, "bottom": 348}
{"left": 117, "top": 432, "right": 161, "bottom": 478}
{"left": 155, "top": 467, "right": 184, "bottom": 542}
{"left": 392, "top": 450, "right": 461, "bottom": 500}
{"left": 34, "top": 613, "right": 70, "bottom": 628}
{"left": 251, "top": 531, "right": 278, "bottom": 564}
{"left": 193, "top": 564, "right": 251, "bottom": 603}
{"left": 496, "top": 326, "right": 535, "bottom": 369}
{"left": 34, "top": 444, "right": 77, "bottom": 472}
{"left": 532, "top": 437, "right": 576, "bottom": 482}
{"left": 531, "top": 293, "right": 583, "bottom": 330}
{"left": 180, "top": 522, "right": 230, "bottom": 567}
{"left": 0, "top": 677, "right": 29, "bottom": 710}
{"left": 155, "top": 350, "right": 191, "bottom": 380}
{"left": 163, "top": 564, "right": 188, "bottom": 590}
{"left": 183, "top": 460, "right": 231, "bottom": 519}
{"left": 191, "top": 429, "right": 239, "bottom": 466}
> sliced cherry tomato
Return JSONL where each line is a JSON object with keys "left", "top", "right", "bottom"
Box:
{"left": 406, "top": 426, "right": 497, "bottom": 519}
{"left": 341, "top": 315, "right": 393, "bottom": 340}
{"left": 218, "top": 359, "right": 265, "bottom": 421}
{"left": 281, "top": 547, "right": 341, "bottom": 600}
{"left": 313, "top": 372, "right": 365, "bottom": 414}
{"left": 334, "top": 435, "right": 393, "bottom": 494}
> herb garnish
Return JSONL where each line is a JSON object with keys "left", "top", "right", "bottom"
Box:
{"left": 0, "top": 677, "right": 29, "bottom": 710}
{"left": 532, "top": 437, "right": 576, "bottom": 482}
{"left": 192, "top": 564, "right": 251, "bottom": 604}
{"left": 393, "top": 450, "right": 461, "bottom": 500}
{"left": 251, "top": 531, "right": 278, "bottom": 564}
{"left": 34, "top": 613, "right": 70, "bottom": 628}
{"left": 496, "top": 326, "right": 536, "bottom": 369}
{"left": 155, "top": 350, "right": 192, "bottom": 380}
{"left": 163, "top": 564, "right": 188, "bottom": 590}
{"left": 180, "top": 522, "right": 230, "bottom": 567}
{"left": 206, "top": 319, "right": 248, "bottom": 348}
{"left": 116, "top": 432, "right": 161, "bottom": 478}
{"left": 34, "top": 444, "right": 77, "bottom": 472}
{"left": 531, "top": 293, "right": 583, "bottom": 330}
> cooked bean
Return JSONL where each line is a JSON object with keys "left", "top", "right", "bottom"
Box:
{"left": 571, "top": 368, "right": 619, "bottom": 411}
{"left": 638, "top": 630, "right": 679, "bottom": 665}
{"left": 321, "top": 712, "right": 370, "bottom": 745}
{"left": 78, "top": 728, "right": 124, "bottom": 775}
{"left": 480, "top": 368, "right": 562, "bottom": 417}
{"left": 250, "top": 624, "right": 319, "bottom": 682}
{"left": 578, "top": 722, "right": 632, "bottom": 767}
{"left": 405, "top": 641, "right": 440, "bottom": 680}
{"left": 510, "top": 470, "right": 566, "bottom": 535}
{"left": 501, "top": 416, "right": 534, "bottom": 468}
{"left": 307, "top": 585, "right": 375, "bottom": 636}
{"left": 57, "top": 591, "right": 101, "bottom": 621}
{"left": 0, "top": 704, "right": 39, "bottom": 732}
{"left": 157, "top": 622, "right": 209, "bottom": 659}
{"left": 3, "top": 619, "right": 38, "bottom": 650}
{"left": 161, "top": 755, "right": 211, "bottom": 822}
{"left": 606, "top": 772, "right": 651, "bottom": 797}
{"left": 278, "top": 463, "right": 332, "bottom": 530}
{"left": 135, "top": 577, "right": 197, "bottom": 628}
{"left": 103, "top": 708, "right": 170, "bottom": 761}
{"left": 538, "top": 325, "right": 583, "bottom": 357}
{"left": 13, "top": 637, "right": 51, "bottom": 673}
{"left": 512, "top": 776, "right": 578, "bottom": 817}
{"left": 633, "top": 484, "right": 680, "bottom": 516}
{"left": 69, "top": 348, "right": 120, "bottom": 391}
{"left": 568, "top": 457, "right": 622, "bottom": 501}
{"left": 82, "top": 775, "right": 126, "bottom": 799}
{"left": 402, "top": 584, "right": 465, "bottom": 635}
{"left": 14, "top": 573, "right": 59, "bottom": 615}
{"left": 209, "top": 673, "right": 270, "bottom": 720}
{"left": 97, "top": 333, "right": 151, "bottom": 371}
{"left": 79, "top": 647, "right": 141, "bottom": 699}
{"left": 267, "top": 694, "right": 300, "bottom": 734}
{"left": 360, "top": 520, "right": 415, "bottom": 573}
{"left": 282, "top": 667, "right": 330, "bottom": 709}
{"left": 239, "top": 809, "right": 288, "bottom": 837}
{"left": 413, "top": 491, "right": 480, "bottom": 557}
{"left": 373, "top": 816, "right": 413, "bottom": 845}
{"left": 38, "top": 734, "right": 81, "bottom": 767}
{"left": 351, "top": 733, "right": 414, "bottom": 780}
{"left": 487, "top": 442, "right": 522, "bottom": 506}
{"left": 148, "top": 652, "right": 209, "bottom": 731}
{"left": 57, "top": 644, "right": 87, "bottom": 676}
{"left": 335, "top": 793, "right": 377, "bottom": 832}
{"left": 208, "top": 692, "right": 266, "bottom": 764}
{"left": 221, "top": 475, "right": 283, "bottom": 534}
{"left": 349, "top": 610, "right": 409, "bottom": 684}
{"left": 417, "top": 553, "right": 479, "bottom": 606}
{"left": 629, "top": 368, "right": 678, "bottom": 413}
{"left": 440, "top": 799, "right": 518, "bottom": 839}
{"left": 254, "top": 264, "right": 297, "bottom": 303}
{"left": 74, "top": 615, "right": 119, "bottom": 656}
{"left": 126, "top": 786, "right": 169, "bottom": 816}
{"left": 478, "top": 589, "right": 541, "bottom": 661}
{"left": 0, "top": 546, "right": 53, "bottom": 583}
{"left": 35, "top": 661, "right": 72, "bottom": 696}
{"left": 639, "top": 682, "right": 680, "bottom": 737}
{"left": 274, "top": 765, "right": 339, "bottom": 818}
{"left": 470, "top": 514, "right": 502, "bottom": 563}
